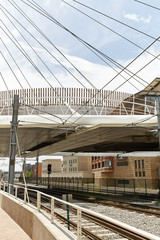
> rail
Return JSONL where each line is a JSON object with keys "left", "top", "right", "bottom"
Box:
{"left": 0, "top": 182, "right": 159, "bottom": 240}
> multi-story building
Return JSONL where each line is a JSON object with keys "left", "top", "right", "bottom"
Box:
{"left": 62, "top": 155, "right": 93, "bottom": 179}
{"left": 92, "top": 152, "right": 160, "bottom": 189}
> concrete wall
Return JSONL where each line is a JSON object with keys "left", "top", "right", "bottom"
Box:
{"left": 0, "top": 192, "right": 75, "bottom": 240}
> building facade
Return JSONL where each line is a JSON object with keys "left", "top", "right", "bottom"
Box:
{"left": 92, "top": 153, "right": 160, "bottom": 189}
{"left": 32, "top": 163, "right": 42, "bottom": 178}
{"left": 42, "top": 159, "right": 62, "bottom": 177}
{"left": 62, "top": 155, "right": 93, "bottom": 179}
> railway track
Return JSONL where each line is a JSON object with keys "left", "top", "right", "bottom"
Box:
{"left": 96, "top": 199, "right": 160, "bottom": 217}
{"left": 16, "top": 187, "right": 159, "bottom": 240}
{"left": 19, "top": 184, "right": 160, "bottom": 217}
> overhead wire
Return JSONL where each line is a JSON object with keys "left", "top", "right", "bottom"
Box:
{"left": 21, "top": 0, "right": 151, "bottom": 89}
{"left": 1, "top": 8, "right": 64, "bottom": 89}
{"left": 3, "top": 0, "right": 158, "bottom": 124}
{"left": 1, "top": 0, "right": 160, "bottom": 133}
{"left": 22, "top": 0, "right": 160, "bottom": 122}
{"left": 66, "top": 35, "right": 160, "bottom": 123}
{"left": 0, "top": 51, "right": 24, "bottom": 90}
{"left": 18, "top": 1, "right": 144, "bottom": 92}
{"left": 1, "top": 26, "right": 66, "bottom": 124}
{"left": 1, "top": 6, "right": 81, "bottom": 120}
{"left": 1, "top": 38, "right": 32, "bottom": 90}
{"left": 134, "top": 0, "right": 160, "bottom": 11}
{"left": 1, "top": 7, "right": 80, "bottom": 125}
{"left": 65, "top": 0, "right": 158, "bottom": 40}
{"left": 7, "top": 0, "right": 97, "bottom": 90}
{"left": 0, "top": 1, "right": 141, "bottom": 120}
{"left": 0, "top": 72, "right": 11, "bottom": 94}
{"left": 19, "top": 0, "right": 160, "bottom": 124}
{"left": 3, "top": 1, "right": 103, "bottom": 120}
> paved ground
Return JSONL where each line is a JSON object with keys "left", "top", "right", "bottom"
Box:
{"left": 0, "top": 208, "right": 31, "bottom": 240}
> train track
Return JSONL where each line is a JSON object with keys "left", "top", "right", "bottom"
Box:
{"left": 16, "top": 188, "right": 159, "bottom": 240}
{"left": 20, "top": 184, "right": 160, "bottom": 217}
{"left": 96, "top": 199, "right": 160, "bottom": 217}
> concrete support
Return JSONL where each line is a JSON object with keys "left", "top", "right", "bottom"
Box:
{"left": 77, "top": 208, "right": 82, "bottom": 240}
{"left": 51, "top": 198, "right": 54, "bottom": 224}
{"left": 37, "top": 192, "right": 41, "bottom": 212}
{"left": 8, "top": 95, "right": 19, "bottom": 194}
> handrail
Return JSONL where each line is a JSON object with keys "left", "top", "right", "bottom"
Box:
{"left": 0, "top": 182, "right": 159, "bottom": 240}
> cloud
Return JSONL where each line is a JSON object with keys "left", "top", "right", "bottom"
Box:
{"left": 124, "top": 13, "right": 151, "bottom": 23}
{"left": 1, "top": 42, "right": 160, "bottom": 95}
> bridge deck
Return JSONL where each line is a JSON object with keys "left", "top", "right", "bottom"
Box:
{"left": 0, "top": 208, "right": 31, "bottom": 240}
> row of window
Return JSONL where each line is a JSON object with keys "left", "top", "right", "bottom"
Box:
{"left": 69, "top": 159, "right": 77, "bottom": 164}
{"left": 63, "top": 167, "right": 78, "bottom": 172}
{"left": 135, "top": 159, "right": 145, "bottom": 169}
{"left": 135, "top": 171, "right": 145, "bottom": 177}
{"left": 92, "top": 160, "right": 112, "bottom": 169}
{"left": 69, "top": 167, "right": 77, "bottom": 172}
{"left": 92, "top": 156, "right": 101, "bottom": 160}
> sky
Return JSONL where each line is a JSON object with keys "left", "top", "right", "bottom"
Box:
{"left": 1, "top": 0, "right": 160, "bottom": 94}
{"left": 1, "top": 0, "right": 160, "bottom": 171}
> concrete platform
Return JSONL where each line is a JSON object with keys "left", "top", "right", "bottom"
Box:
{"left": 0, "top": 208, "right": 31, "bottom": 240}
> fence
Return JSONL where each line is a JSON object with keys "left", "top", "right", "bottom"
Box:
{"left": 19, "top": 177, "right": 160, "bottom": 198}
{"left": 1, "top": 182, "right": 158, "bottom": 240}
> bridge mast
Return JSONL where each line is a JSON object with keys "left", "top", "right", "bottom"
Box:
{"left": 8, "top": 94, "right": 19, "bottom": 193}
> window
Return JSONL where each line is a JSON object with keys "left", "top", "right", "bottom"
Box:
{"left": 118, "top": 180, "right": 129, "bottom": 185}
{"left": 95, "top": 164, "right": 97, "bottom": 169}
{"left": 135, "top": 160, "right": 137, "bottom": 169}
{"left": 142, "top": 160, "right": 145, "bottom": 168}
{"left": 135, "top": 172, "right": 138, "bottom": 177}
{"left": 98, "top": 163, "right": 101, "bottom": 168}
{"left": 139, "top": 172, "right": 141, "bottom": 177}
{"left": 138, "top": 160, "right": 141, "bottom": 168}
{"left": 143, "top": 171, "right": 145, "bottom": 177}
{"left": 104, "top": 160, "right": 112, "bottom": 167}
{"left": 92, "top": 165, "right": 94, "bottom": 169}
{"left": 117, "top": 161, "right": 128, "bottom": 166}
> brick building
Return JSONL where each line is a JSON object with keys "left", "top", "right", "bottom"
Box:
{"left": 32, "top": 163, "right": 42, "bottom": 178}
{"left": 92, "top": 152, "right": 160, "bottom": 189}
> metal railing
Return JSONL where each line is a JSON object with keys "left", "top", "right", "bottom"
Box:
{"left": 20, "top": 177, "right": 160, "bottom": 198}
{"left": 0, "top": 182, "right": 159, "bottom": 240}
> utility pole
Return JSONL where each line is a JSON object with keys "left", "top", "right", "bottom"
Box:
{"left": 156, "top": 97, "right": 160, "bottom": 148}
{"left": 8, "top": 94, "right": 19, "bottom": 194}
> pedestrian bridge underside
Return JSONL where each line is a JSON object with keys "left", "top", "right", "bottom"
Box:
{"left": 0, "top": 85, "right": 159, "bottom": 157}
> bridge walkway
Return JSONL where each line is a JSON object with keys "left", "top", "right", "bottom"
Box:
{"left": 0, "top": 207, "right": 31, "bottom": 240}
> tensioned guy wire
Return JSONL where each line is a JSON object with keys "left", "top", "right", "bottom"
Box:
{"left": 21, "top": 0, "right": 152, "bottom": 88}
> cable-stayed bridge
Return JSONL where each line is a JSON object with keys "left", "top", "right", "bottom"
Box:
{"left": 0, "top": 84, "right": 159, "bottom": 158}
